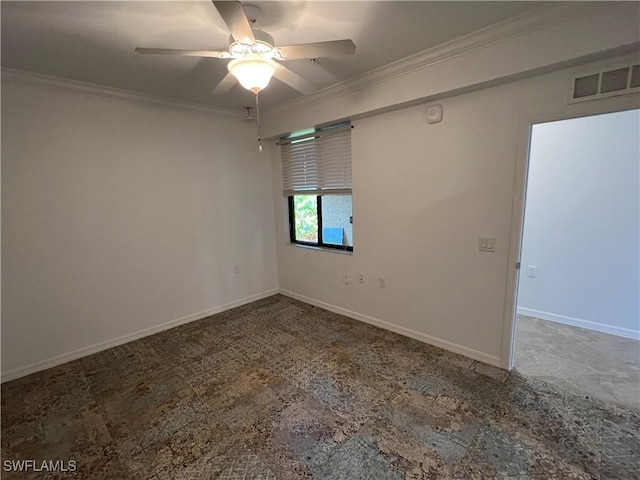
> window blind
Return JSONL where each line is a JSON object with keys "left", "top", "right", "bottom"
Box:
{"left": 281, "top": 124, "right": 352, "bottom": 196}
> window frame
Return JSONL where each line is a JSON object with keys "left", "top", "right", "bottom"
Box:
{"left": 287, "top": 194, "right": 353, "bottom": 252}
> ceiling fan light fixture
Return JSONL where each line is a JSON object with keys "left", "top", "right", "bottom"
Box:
{"left": 228, "top": 54, "right": 276, "bottom": 94}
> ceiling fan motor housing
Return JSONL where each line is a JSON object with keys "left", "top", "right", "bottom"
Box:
{"left": 229, "top": 30, "right": 274, "bottom": 56}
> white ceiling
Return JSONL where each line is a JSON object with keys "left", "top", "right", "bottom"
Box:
{"left": 2, "top": 1, "right": 550, "bottom": 112}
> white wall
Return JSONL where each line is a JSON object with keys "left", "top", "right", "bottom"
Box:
{"left": 517, "top": 110, "right": 640, "bottom": 338}
{"left": 1, "top": 78, "right": 278, "bottom": 380}
{"left": 272, "top": 55, "right": 640, "bottom": 367}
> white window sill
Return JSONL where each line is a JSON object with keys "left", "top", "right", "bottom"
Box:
{"left": 287, "top": 243, "right": 353, "bottom": 255}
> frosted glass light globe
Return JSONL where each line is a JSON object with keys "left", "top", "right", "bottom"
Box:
{"left": 228, "top": 55, "right": 276, "bottom": 94}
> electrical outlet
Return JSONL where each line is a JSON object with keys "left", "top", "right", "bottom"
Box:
{"left": 359, "top": 272, "right": 365, "bottom": 283}
{"left": 379, "top": 276, "right": 386, "bottom": 288}
{"left": 478, "top": 237, "right": 496, "bottom": 253}
{"left": 527, "top": 266, "right": 537, "bottom": 278}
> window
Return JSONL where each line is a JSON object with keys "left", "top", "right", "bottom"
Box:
{"left": 281, "top": 124, "right": 353, "bottom": 251}
{"left": 288, "top": 194, "right": 353, "bottom": 250}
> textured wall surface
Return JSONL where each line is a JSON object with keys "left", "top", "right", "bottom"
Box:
{"left": 518, "top": 110, "right": 640, "bottom": 336}
{"left": 2, "top": 81, "right": 278, "bottom": 378}
{"left": 272, "top": 53, "right": 640, "bottom": 367}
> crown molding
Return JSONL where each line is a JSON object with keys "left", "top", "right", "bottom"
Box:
{"left": 265, "top": 2, "right": 609, "bottom": 116}
{"left": 1, "top": 68, "right": 244, "bottom": 118}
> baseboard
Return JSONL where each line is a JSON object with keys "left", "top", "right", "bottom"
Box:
{"left": 280, "top": 289, "right": 503, "bottom": 368}
{"left": 517, "top": 307, "right": 640, "bottom": 340}
{"left": 1, "top": 289, "right": 279, "bottom": 383}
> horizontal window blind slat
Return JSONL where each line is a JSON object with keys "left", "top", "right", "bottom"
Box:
{"left": 284, "top": 188, "right": 352, "bottom": 196}
{"left": 281, "top": 126, "right": 351, "bottom": 194}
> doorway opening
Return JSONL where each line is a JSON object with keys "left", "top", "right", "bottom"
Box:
{"left": 512, "top": 109, "right": 640, "bottom": 409}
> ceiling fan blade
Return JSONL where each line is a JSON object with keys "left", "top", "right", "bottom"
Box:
{"left": 273, "top": 64, "right": 315, "bottom": 95}
{"left": 212, "top": 1, "right": 255, "bottom": 45}
{"left": 135, "top": 48, "right": 232, "bottom": 59}
{"left": 275, "top": 40, "right": 356, "bottom": 60}
{"left": 212, "top": 71, "right": 238, "bottom": 94}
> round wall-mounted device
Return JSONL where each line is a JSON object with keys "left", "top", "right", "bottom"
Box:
{"left": 427, "top": 104, "right": 443, "bottom": 124}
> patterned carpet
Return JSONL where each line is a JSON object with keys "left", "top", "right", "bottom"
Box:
{"left": 2, "top": 295, "right": 638, "bottom": 479}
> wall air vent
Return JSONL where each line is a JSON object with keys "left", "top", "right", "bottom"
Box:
{"left": 568, "top": 62, "right": 640, "bottom": 104}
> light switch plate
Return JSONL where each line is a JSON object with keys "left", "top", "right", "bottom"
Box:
{"left": 478, "top": 237, "right": 496, "bottom": 253}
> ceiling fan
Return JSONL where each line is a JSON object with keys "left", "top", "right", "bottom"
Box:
{"left": 135, "top": 1, "right": 356, "bottom": 97}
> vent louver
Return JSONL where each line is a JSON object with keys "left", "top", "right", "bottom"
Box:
{"left": 630, "top": 65, "right": 640, "bottom": 89}
{"left": 573, "top": 74, "right": 599, "bottom": 98}
{"left": 601, "top": 67, "right": 630, "bottom": 93}
{"left": 569, "top": 62, "right": 640, "bottom": 104}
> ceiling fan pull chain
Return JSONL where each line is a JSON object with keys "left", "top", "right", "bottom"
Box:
{"left": 255, "top": 92, "right": 263, "bottom": 153}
